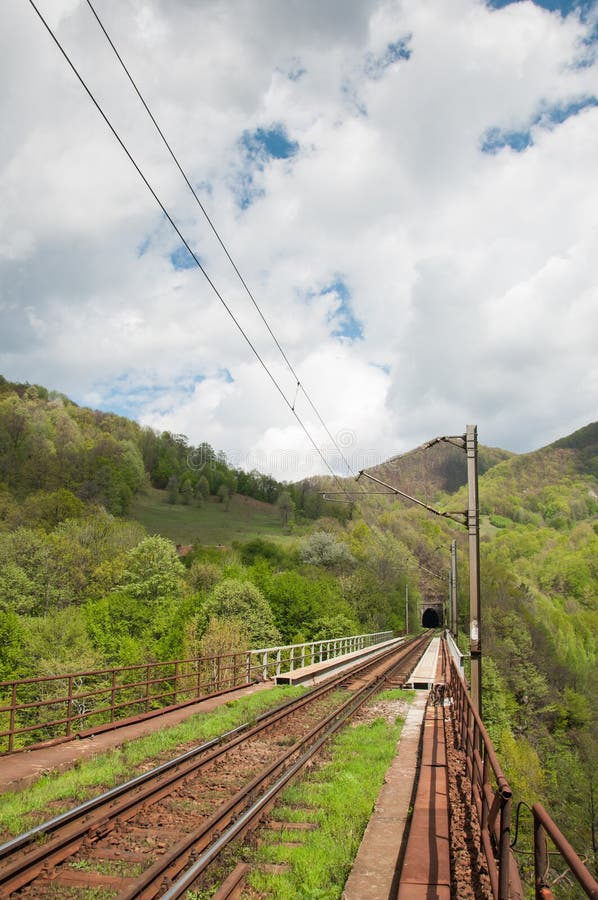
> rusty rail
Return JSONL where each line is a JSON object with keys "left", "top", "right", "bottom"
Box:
{"left": 533, "top": 803, "right": 598, "bottom": 899}
{"left": 446, "top": 647, "right": 524, "bottom": 900}
{"left": 0, "top": 632, "right": 392, "bottom": 753}
{"left": 0, "top": 636, "right": 426, "bottom": 896}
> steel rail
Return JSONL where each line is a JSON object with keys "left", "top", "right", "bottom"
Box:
{"left": 0, "top": 635, "right": 426, "bottom": 894}
{"left": 132, "top": 635, "right": 431, "bottom": 898}
{"left": 0, "top": 637, "right": 405, "bottom": 861}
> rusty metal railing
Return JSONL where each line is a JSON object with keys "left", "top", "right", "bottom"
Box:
{"left": 446, "top": 648, "right": 524, "bottom": 900}
{"left": 533, "top": 802, "right": 598, "bottom": 899}
{"left": 0, "top": 631, "right": 392, "bottom": 753}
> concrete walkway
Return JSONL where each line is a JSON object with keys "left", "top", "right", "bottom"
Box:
{"left": 342, "top": 692, "right": 428, "bottom": 899}
{"left": 405, "top": 637, "right": 441, "bottom": 689}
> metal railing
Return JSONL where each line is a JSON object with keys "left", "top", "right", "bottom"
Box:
{"left": 533, "top": 802, "right": 598, "bottom": 899}
{"left": 0, "top": 631, "right": 392, "bottom": 753}
{"left": 444, "top": 628, "right": 465, "bottom": 680}
{"left": 447, "top": 647, "right": 598, "bottom": 899}
{"left": 446, "top": 648, "right": 524, "bottom": 900}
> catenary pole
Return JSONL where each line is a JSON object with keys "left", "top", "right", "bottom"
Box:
{"left": 466, "top": 425, "right": 481, "bottom": 715}
{"left": 451, "top": 538, "right": 458, "bottom": 640}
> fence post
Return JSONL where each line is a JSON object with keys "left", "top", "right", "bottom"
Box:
{"left": 262, "top": 651, "right": 268, "bottom": 681}
{"left": 481, "top": 751, "right": 489, "bottom": 832}
{"left": 66, "top": 675, "right": 73, "bottom": 737}
{"left": 499, "top": 794, "right": 512, "bottom": 900}
{"left": 534, "top": 814, "right": 549, "bottom": 900}
{"left": 110, "top": 669, "right": 117, "bottom": 722}
{"left": 9, "top": 682, "right": 17, "bottom": 752}
{"left": 174, "top": 661, "right": 179, "bottom": 704}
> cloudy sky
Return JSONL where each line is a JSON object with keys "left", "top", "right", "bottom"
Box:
{"left": 2, "top": 0, "right": 597, "bottom": 479}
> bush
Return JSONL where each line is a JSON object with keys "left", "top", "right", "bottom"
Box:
{"left": 204, "top": 579, "right": 281, "bottom": 647}
{"left": 299, "top": 531, "right": 355, "bottom": 569}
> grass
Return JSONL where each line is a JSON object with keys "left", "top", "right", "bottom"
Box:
{"left": 377, "top": 687, "right": 416, "bottom": 702}
{"left": 128, "top": 487, "right": 296, "bottom": 546}
{"left": 0, "top": 686, "right": 305, "bottom": 839}
{"left": 245, "top": 689, "right": 414, "bottom": 899}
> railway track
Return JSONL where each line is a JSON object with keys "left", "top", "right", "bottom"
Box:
{"left": 0, "top": 633, "right": 429, "bottom": 898}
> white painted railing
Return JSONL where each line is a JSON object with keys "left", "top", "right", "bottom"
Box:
{"left": 246, "top": 631, "right": 394, "bottom": 681}
{"left": 444, "top": 629, "right": 465, "bottom": 681}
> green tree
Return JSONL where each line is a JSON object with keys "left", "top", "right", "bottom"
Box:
{"left": 311, "top": 613, "right": 360, "bottom": 641}
{"left": 0, "top": 563, "right": 37, "bottom": 615}
{"left": 119, "top": 536, "right": 185, "bottom": 603}
{"left": 180, "top": 479, "right": 193, "bottom": 506}
{"left": 167, "top": 475, "right": 179, "bottom": 505}
{"left": 203, "top": 578, "right": 280, "bottom": 647}
{"left": 195, "top": 475, "right": 210, "bottom": 504}
{"left": 23, "top": 608, "right": 100, "bottom": 675}
{"left": 0, "top": 608, "right": 24, "bottom": 680}
{"left": 217, "top": 483, "right": 231, "bottom": 510}
{"left": 200, "top": 616, "right": 248, "bottom": 658}
{"left": 276, "top": 490, "right": 295, "bottom": 528}
{"left": 300, "top": 531, "right": 355, "bottom": 569}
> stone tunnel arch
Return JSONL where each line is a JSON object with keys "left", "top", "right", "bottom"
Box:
{"left": 422, "top": 606, "right": 442, "bottom": 628}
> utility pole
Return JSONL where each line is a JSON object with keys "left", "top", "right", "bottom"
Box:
{"left": 405, "top": 583, "right": 409, "bottom": 635}
{"left": 323, "top": 423, "right": 482, "bottom": 714}
{"left": 466, "top": 425, "right": 481, "bottom": 715}
{"left": 450, "top": 538, "right": 458, "bottom": 640}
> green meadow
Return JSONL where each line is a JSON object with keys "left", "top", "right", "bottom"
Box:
{"left": 129, "top": 487, "right": 295, "bottom": 546}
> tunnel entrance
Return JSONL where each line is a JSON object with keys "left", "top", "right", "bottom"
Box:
{"left": 422, "top": 607, "right": 441, "bottom": 628}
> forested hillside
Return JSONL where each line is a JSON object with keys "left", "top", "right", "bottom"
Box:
{"left": 0, "top": 377, "right": 410, "bottom": 682}
{"left": 0, "top": 377, "right": 596, "bottom": 875}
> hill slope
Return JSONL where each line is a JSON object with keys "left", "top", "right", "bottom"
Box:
{"left": 368, "top": 439, "right": 512, "bottom": 502}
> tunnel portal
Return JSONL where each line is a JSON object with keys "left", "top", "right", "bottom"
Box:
{"left": 422, "top": 605, "right": 443, "bottom": 628}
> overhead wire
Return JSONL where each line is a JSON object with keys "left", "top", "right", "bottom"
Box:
{"left": 81, "top": 0, "right": 400, "bottom": 541}
{"left": 27, "top": 0, "right": 436, "bottom": 576}
{"left": 26, "top": 0, "right": 365, "bottom": 504}
{"left": 83, "top": 0, "right": 357, "bottom": 480}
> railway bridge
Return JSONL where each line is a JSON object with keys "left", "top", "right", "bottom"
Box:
{"left": 0, "top": 632, "right": 596, "bottom": 899}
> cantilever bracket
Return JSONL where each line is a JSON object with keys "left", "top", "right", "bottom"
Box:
{"left": 422, "top": 434, "right": 466, "bottom": 452}
{"left": 356, "top": 470, "right": 468, "bottom": 528}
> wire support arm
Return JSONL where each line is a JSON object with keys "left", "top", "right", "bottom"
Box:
{"left": 421, "top": 434, "right": 466, "bottom": 451}
{"left": 356, "top": 471, "right": 467, "bottom": 526}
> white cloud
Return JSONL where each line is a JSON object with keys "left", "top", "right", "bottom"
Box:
{"left": 1, "top": 0, "right": 598, "bottom": 477}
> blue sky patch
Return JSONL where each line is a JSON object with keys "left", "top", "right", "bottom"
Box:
{"left": 369, "top": 362, "right": 391, "bottom": 375}
{"left": 94, "top": 374, "right": 205, "bottom": 419}
{"left": 481, "top": 127, "right": 533, "bottom": 153}
{"left": 541, "top": 96, "right": 598, "bottom": 123}
{"left": 170, "top": 244, "right": 198, "bottom": 270}
{"left": 234, "top": 124, "right": 299, "bottom": 209}
{"left": 322, "top": 279, "right": 364, "bottom": 341}
{"left": 366, "top": 36, "right": 412, "bottom": 79}
{"left": 487, "top": 0, "right": 594, "bottom": 14}
{"left": 481, "top": 95, "right": 597, "bottom": 154}
{"left": 241, "top": 125, "right": 299, "bottom": 162}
